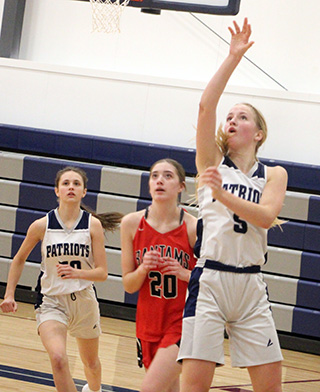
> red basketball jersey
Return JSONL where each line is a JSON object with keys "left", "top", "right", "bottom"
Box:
{"left": 133, "top": 211, "right": 196, "bottom": 342}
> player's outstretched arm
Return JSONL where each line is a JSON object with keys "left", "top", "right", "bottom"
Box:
{"left": 196, "top": 18, "right": 254, "bottom": 174}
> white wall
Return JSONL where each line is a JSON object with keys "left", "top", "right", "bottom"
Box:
{"left": 0, "top": 0, "right": 319, "bottom": 166}
{"left": 19, "top": 0, "right": 320, "bottom": 94}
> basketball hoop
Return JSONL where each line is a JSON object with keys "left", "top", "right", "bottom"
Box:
{"left": 90, "top": 0, "right": 130, "bottom": 33}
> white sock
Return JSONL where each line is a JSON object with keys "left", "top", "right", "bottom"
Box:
{"left": 82, "top": 383, "right": 102, "bottom": 392}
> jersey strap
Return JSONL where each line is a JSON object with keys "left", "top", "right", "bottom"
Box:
{"left": 47, "top": 210, "right": 63, "bottom": 229}
{"left": 75, "top": 210, "right": 90, "bottom": 230}
{"left": 144, "top": 205, "right": 184, "bottom": 225}
{"left": 204, "top": 259, "right": 261, "bottom": 274}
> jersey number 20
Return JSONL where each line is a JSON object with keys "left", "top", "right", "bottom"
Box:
{"left": 149, "top": 271, "right": 177, "bottom": 299}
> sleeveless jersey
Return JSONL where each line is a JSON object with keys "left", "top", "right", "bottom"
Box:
{"left": 133, "top": 209, "right": 196, "bottom": 342}
{"left": 194, "top": 156, "right": 268, "bottom": 268}
{"left": 38, "top": 208, "right": 94, "bottom": 296}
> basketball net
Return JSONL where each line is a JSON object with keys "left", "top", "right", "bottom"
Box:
{"left": 90, "top": 0, "right": 130, "bottom": 33}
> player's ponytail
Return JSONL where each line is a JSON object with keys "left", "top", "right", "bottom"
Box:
{"left": 81, "top": 204, "right": 123, "bottom": 232}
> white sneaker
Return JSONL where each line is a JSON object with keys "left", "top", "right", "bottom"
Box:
{"left": 81, "top": 384, "right": 102, "bottom": 392}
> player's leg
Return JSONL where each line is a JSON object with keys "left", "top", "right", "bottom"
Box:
{"left": 77, "top": 337, "right": 101, "bottom": 392}
{"left": 248, "top": 361, "right": 282, "bottom": 392}
{"left": 39, "top": 320, "right": 77, "bottom": 392}
{"left": 180, "top": 358, "right": 216, "bottom": 392}
{"left": 140, "top": 343, "right": 181, "bottom": 392}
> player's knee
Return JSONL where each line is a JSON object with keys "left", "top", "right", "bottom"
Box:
{"left": 49, "top": 352, "right": 69, "bottom": 372}
{"left": 82, "top": 357, "right": 101, "bottom": 373}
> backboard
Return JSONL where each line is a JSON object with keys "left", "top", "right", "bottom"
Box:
{"left": 80, "top": 0, "right": 241, "bottom": 16}
{"left": 131, "top": 0, "right": 241, "bottom": 15}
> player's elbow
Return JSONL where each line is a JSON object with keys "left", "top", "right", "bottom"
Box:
{"left": 98, "top": 270, "right": 108, "bottom": 282}
{"left": 260, "top": 213, "right": 277, "bottom": 229}
{"left": 122, "top": 277, "right": 138, "bottom": 294}
{"left": 198, "top": 101, "right": 210, "bottom": 115}
{"left": 122, "top": 282, "right": 136, "bottom": 294}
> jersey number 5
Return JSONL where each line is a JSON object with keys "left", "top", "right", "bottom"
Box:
{"left": 149, "top": 271, "right": 177, "bottom": 299}
{"left": 233, "top": 214, "right": 248, "bottom": 234}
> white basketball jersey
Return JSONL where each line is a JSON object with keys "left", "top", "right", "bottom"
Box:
{"left": 39, "top": 208, "right": 94, "bottom": 295}
{"left": 195, "top": 156, "right": 268, "bottom": 268}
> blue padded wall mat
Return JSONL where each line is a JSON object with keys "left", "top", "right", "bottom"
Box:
{"left": 18, "top": 128, "right": 57, "bottom": 155}
{"left": 1, "top": 124, "right": 320, "bottom": 193}
{"left": 139, "top": 172, "right": 151, "bottom": 200}
{"left": 304, "top": 224, "right": 320, "bottom": 253}
{"left": 55, "top": 133, "right": 94, "bottom": 160}
{"left": 267, "top": 222, "right": 305, "bottom": 251}
{"left": 290, "top": 163, "right": 320, "bottom": 192}
{"left": 18, "top": 183, "right": 98, "bottom": 212}
{"left": 15, "top": 209, "right": 46, "bottom": 234}
{"left": 124, "top": 291, "right": 139, "bottom": 305}
{"left": 296, "top": 280, "right": 320, "bottom": 310}
{"left": 19, "top": 183, "right": 58, "bottom": 211}
{"left": 137, "top": 199, "right": 151, "bottom": 212}
{"left": 11, "top": 234, "right": 41, "bottom": 263}
{"left": 23, "top": 156, "right": 102, "bottom": 191}
{"left": 130, "top": 142, "right": 172, "bottom": 168}
{"left": 292, "top": 307, "right": 320, "bottom": 338}
{"left": 92, "top": 137, "right": 134, "bottom": 165}
{"left": 0, "top": 124, "right": 20, "bottom": 149}
{"left": 308, "top": 196, "right": 320, "bottom": 224}
{"left": 300, "top": 252, "right": 320, "bottom": 281}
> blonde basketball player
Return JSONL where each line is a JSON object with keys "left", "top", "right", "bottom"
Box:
{"left": 0, "top": 166, "right": 122, "bottom": 392}
{"left": 178, "top": 19, "right": 288, "bottom": 392}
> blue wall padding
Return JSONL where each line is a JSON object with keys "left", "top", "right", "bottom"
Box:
{"left": 290, "top": 163, "right": 320, "bottom": 192}
{"left": 308, "top": 196, "right": 320, "bottom": 224}
{"left": 304, "top": 224, "right": 320, "bottom": 253}
{"left": 170, "top": 147, "right": 197, "bottom": 174}
{"left": 2, "top": 123, "right": 320, "bottom": 192}
{"left": 15, "top": 209, "right": 46, "bottom": 234}
{"left": 18, "top": 183, "right": 98, "bottom": 212}
{"left": 19, "top": 128, "right": 57, "bottom": 155}
{"left": 124, "top": 291, "right": 139, "bottom": 305}
{"left": 139, "top": 172, "right": 151, "bottom": 199}
{"left": 23, "top": 157, "right": 102, "bottom": 192}
{"left": 300, "top": 252, "right": 320, "bottom": 281}
{"left": 92, "top": 137, "right": 133, "bottom": 165}
{"left": 130, "top": 142, "right": 172, "bottom": 168}
{"left": 137, "top": 199, "right": 151, "bottom": 212}
{"left": 296, "top": 280, "right": 320, "bottom": 310}
{"left": 23, "top": 157, "right": 68, "bottom": 186}
{"left": 19, "top": 183, "right": 57, "bottom": 211}
{"left": 0, "top": 124, "right": 20, "bottom": 149}
{"left": 292, "top": 307, "right": 320, "bottom": 338}
{"left": 11, "top": 234, "right": 41, "bottom": 263}
{"left": 268, "top": 222, "right": 305, "bottom": 250}
{"left": 55, "top": 133, "right": 94, "bottom": 160}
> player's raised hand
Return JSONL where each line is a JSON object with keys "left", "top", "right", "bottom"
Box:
{"left": 228, "top": 17, "right": 254, "bottom": 59}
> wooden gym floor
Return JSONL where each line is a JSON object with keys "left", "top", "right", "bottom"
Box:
{"left": 0, "top": 302, "right": 320, "bottom": 392}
